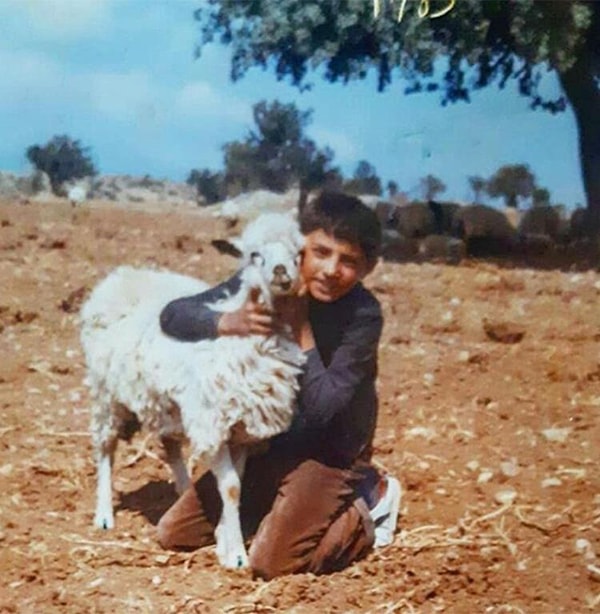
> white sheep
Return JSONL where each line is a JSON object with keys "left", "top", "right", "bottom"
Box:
{"left": 80, "top": 212, "right": 306, "bottom": 568}
{"left": 67, "top": 185, "right": 87, "bottom": 207}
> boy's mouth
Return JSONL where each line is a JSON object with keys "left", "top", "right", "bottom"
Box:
{"left": 313, "top": 279, "right": 338, "bottom": 295}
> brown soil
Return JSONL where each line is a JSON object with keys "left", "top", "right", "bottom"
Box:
{"left": 0, "top": 200, "right": 599, "bottom": 613}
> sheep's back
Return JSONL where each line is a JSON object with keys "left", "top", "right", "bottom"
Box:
{"left": 81, "top": 266, "right": 209, "bottom": 408}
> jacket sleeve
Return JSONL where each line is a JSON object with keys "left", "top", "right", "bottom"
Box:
{"left": 159, "top": 272, "right": 242, "bottom": 341}
{"left": 293, "top": 301, "right": 383, "bottom": 429}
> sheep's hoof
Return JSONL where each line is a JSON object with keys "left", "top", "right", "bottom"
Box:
{"left": 94, "top": 512, "right": 114, "bottom": 530}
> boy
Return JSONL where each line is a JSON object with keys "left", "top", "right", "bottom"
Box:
{"left": 156, "top": 191, "right": 400, "bottom": 578}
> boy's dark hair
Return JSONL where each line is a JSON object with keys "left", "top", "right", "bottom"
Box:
{"left": 299, "top": 191, "right": 382, "bottom": 266}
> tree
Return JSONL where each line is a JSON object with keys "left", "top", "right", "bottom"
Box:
{"left": 195, "top": 1, "right": 600, "bottom": 234}
{"left": 187, "top": 168, "right": 225, "bottom": 204}
{"left": 26, "top": 135, "right": 97, "bottom": 194}
{"left": 468, "top": 175, "right": 487, "bottom": 203}
{"left": 387, "top": 180, "right": 398, "bottom": 199}
{"left": 532, "top": 186, "right": 551, "bottom": 207}
{"left": 343, "top": 160, "right": 382, "bottom": 195}
{"left": 420, "top": 173, "right": 446, "bottom": 201}
{"left": 222, "top": 100, "right": 337, "bottom": 195}
{"left": 487, "top": 164, "right": 536, "bottom": 208}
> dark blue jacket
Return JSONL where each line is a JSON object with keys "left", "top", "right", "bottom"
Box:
{"left": 160, "top": 273, "right": 382, "bottom": 467}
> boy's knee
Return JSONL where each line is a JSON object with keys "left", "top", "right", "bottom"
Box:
{"left": 249, "top": 541, "right": 291, "bottom": 580}
{"left": 155, "top": 515, "right": 177, "bottom": 550}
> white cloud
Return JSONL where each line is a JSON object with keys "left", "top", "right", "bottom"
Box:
{"left": 6, "top": 0, "right": 114, "bottom": 41}
{"left": 88, "top": 71, "right": 161, "bottom": 124}
{"left": 309, "top": 127, "right": 359, "bottom": 163}
{"left": 0, "top": 49, "right": 67, "bottom": 103}
{"left": 174, "top": 81, "right": 251, "bottom": 123}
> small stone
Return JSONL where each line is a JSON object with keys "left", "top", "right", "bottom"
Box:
{"left": 477, "top": 470, "right": 494, "bottom": 484}
{"left": 466, "top": 460, "right": 480, "bottom": 472}
{"left": 541, "top": 477, "right": 562, "bottom": 488}
{"left": 541, "top": 427, "right": 571, "bottom": 443}
{"left": 575, "top": 539, "right": 596, "bottom": 561}
{"left": 494, "top": 488, "right": 517, "bottom": 505}
{"left": 500, "top": 459, "right": 519, "bottom": 477}
{"left": 423, "top": 372, "right": 435, "bottom": 386}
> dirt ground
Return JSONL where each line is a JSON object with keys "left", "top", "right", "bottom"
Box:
{"left": 0, "top": 199, "right": 599, "bottom": 614}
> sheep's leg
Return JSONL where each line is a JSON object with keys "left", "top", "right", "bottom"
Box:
{"left": 212, "top": 444, "right": 249, "bottom": 569}
{"left": 160, "top": 435, "right": 191, "bottom": 495}
{"left": 231, "top": 446, "right": 248, "bottom": 482}
{"left": 94, "top": 435, "right": 118, "bottom": 530}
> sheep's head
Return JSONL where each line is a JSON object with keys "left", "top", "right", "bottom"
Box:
{"left": 212, "top": 212, "right": 305, "bottom": 306}
{"left": 243, "top": 212, "right": 304, "bottom": 303}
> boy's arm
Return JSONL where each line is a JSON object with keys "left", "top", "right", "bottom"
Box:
{"left": 159, "top": 273, "right": 243, "bottom": 341}
{"left": 294, "top": 301, "right": 383, "bottom": 429}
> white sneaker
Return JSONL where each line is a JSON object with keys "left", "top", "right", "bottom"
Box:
{"left": 369, "top": 476, "right": 402, "bottom": 547}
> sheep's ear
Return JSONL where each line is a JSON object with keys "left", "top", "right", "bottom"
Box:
{"left": 211, "top": 239, "right": 243, "bottom": 258}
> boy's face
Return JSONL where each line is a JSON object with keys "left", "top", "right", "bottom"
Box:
{"left": 301, "top": 229, "right": 372, "bottom": 303}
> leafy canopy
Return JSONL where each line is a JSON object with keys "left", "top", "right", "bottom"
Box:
{"left": 486, "top": 163, "right": 536, "bottom": 208}
{"left": 190, "top": 99, "right": 338, "bottom": 199}
{"left": 195, "top": 1, "right": 593, "bottom": 110}
{"left": 26, "top": 135, "right": 97, "bottom": 194}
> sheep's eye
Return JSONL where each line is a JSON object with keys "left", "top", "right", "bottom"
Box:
{"left": 250, "top": 251, "right": 264, "bottom": 265}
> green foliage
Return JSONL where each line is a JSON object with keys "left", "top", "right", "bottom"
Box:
{"left": 187, "top": 169, "right": 225, "bottom": 205}
{"left": 26, "top": 135, "right": 97, "bottom": 194}
{"left": 195, "top": 1, "right": 593, "bottom": 108}
{"left": 343, "top": 160, "right": 382, "bottom": 195}
{"left": 420, "top": 173, "right": 446, "bottom": 201}
{"left": 222, "top": 99, "right": 338, "bottom": 195}
{"left": 486, "top": 163, "right": 536, "bottom": 208}
{"left": 195, "top": 2, "right": 600, "bottom": 233}
{"left": 468, "top": 175, "right": 487, "bottom": 203}
{"left": 532, "top": 186, "right": 551, "bottom": 207}
{"left": 387, "top": 180, "right": 398, "bottom": 198}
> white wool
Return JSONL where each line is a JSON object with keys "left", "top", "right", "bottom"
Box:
{"left": 81, "top": 212, "right": 306, "bottom": 567}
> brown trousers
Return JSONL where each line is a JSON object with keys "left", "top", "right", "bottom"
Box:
{"left": 156, "top": 446, "right": 376, "bottom": 579}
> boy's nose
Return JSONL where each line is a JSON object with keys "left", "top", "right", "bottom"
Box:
{"left": 323, "top": 259, "right": 340, "bottom": 277}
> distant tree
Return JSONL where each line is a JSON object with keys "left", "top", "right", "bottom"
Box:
{"left": 420, "top": 174, "right": 446, "bottom": 201}
{"left": 468, "top": 175, "right": 487, "bottom": 203}
{"left": 187, "top": 168, "right": 225, "bottom": 205}
{"left": 223, "top": 100, "right": 336, "bottom": 195}
{"left": 487, "top": 164, "right": 536, "bottom": 208}
{"left": 387, "top": 180, "right": 399, "bottom": 199}
{"left": 195, "top": 1, "right": 600, "bottom": 234}
{"left": 343, "top": 160, "right": 382, "bottom": 196}
{"left": 532, "top": 186, "right": 551, "bottom": 207}
{"left": 26, "top": 135, "right": 97, "bottom": 194}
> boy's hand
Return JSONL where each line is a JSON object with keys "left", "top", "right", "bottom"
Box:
{"left": 217, "top": 288, "right": 274, "bottom": 336}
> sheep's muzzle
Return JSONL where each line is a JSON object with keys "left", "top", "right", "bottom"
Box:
{"left": 271, "top": 265, "right": 294, "bottom": 294}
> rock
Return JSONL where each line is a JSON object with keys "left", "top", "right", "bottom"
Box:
{"left": 541, "top": 427, "right": 571, "bottom": 443}
{"left": 380, "top": 229, "right": 419, "bottom": 262}
{"left": 482, "top": 319, "right": 526, "bottom": 344}
{"left": 494, "top": 488, "right": 517, "bottom": 505}
{"left": 418, "top": 234, "right": 466, "bottom": 264}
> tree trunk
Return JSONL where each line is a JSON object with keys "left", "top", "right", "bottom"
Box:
{"left": 558, "top": 7, "right": 600, "bottom": 236}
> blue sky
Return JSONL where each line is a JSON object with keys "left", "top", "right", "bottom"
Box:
{"left": 0, "top": 0, "right": 586, "bottom": 206}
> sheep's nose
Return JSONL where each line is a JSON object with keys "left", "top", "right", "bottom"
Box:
{"left": 273, "top": 265, "right": 287, "bottom": 276}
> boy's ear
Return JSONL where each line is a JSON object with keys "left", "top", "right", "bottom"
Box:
{"left": 211, "top": 238, "right": 243, "bottom": 258}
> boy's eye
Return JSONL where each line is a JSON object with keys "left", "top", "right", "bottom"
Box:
{"left": 340, "top": 257, "right": 358, "bottom": 269}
